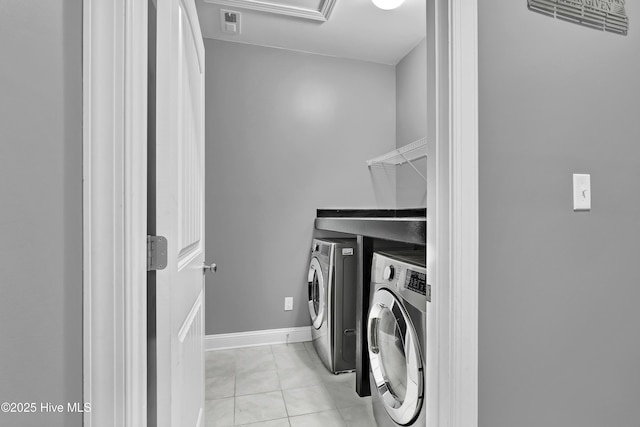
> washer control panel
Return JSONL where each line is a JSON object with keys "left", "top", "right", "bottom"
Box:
{"left": 372, "top": 251, "right": 430, "bottom": 309}
{"left": 405, "top": 269, "right": 427, "bottom": 296}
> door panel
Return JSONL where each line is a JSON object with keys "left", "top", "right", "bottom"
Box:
{"left": 177, "top": 3, "right": 204, "bottom": 267}
{"left": 155, "top": 0, "right": 206, "bottom": 426}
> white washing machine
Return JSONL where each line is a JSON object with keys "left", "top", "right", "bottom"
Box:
{"left": 367, "top": 250, "right": 428, "bottom": 427}
{"left": 307, "top": 238, "right": 357, "bottom": 374}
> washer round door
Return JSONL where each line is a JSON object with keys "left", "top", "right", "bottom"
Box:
{"left": 307, "top": 257, "right": 325, "bottom": 330}
{"left": 368, "top": 288, "right": 424, "bottom": 425}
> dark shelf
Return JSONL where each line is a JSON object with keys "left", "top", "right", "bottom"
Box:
{"left": 317, "top": 208, "right": 426, "bottom": 219}
{"left": 314, "top": 216, "right": 426, "bottom": 245}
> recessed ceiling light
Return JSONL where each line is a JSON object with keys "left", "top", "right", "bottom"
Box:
{"left": 371, "top": 0, "right": 405, "bottom": 10}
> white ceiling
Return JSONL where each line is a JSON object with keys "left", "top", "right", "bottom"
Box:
{"left": 195, "top": 0, "right": 426, "bottom": 65}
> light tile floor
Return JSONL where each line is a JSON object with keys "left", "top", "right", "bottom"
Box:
{"left": 205, "top": 341, "right": 376, "bottom": 427}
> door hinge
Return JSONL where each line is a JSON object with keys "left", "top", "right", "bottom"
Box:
{"left": 147, "top": 235, "right": 168, "bottom": 271}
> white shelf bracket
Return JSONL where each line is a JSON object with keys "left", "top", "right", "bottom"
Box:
{"left": 399, "top": 152, "right": 427, "bottom": 182}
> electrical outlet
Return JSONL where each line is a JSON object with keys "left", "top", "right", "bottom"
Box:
{"left": 284, "top": 297, "right": 293, "bottom": 311}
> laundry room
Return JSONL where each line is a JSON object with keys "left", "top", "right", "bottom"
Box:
{"left": 9, "top": 0, "right": 640, "bottom": 425}
{"left": 197, "top": 0, "right": 427, "bottom": 425}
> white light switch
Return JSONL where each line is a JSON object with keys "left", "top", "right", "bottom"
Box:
{"left": 573, "top": 173, "right": 591, "bottom": 211}
{"left": 284, "top": 297, "right": 293, "bottom": 311}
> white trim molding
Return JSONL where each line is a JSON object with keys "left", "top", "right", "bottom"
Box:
{"left": 83, "top": 0, "right": 148, "bottom": 426}
{"left": 202, "top": 0, "right": 337, "bottom": 21}
{"left": 205, "top": 327, "right": 313, "bottom": 351}
{"left": 427, "top": 0, "right": 478, "bottom": 426}
{"left": 449, "top": 0, "right": 479, "bottom": 426}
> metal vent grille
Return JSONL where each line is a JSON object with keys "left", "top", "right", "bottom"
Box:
{"left": 528, "top": 0, "right": 628, "bottom": 35}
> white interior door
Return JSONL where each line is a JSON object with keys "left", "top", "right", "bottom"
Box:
{"left": 155, "top": 0, "right": 206, "bottom": 426}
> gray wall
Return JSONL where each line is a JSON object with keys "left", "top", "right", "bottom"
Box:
{"left": 479, "top": 2, "right": 640, "bottom": 426}
{"left": 396, "top": 38, "right": 427, "bottom": 208}
{"left": 0, "top": 1, "right": 83, "bottom": 427}
{"left": 204, "top": 40, "right": 396, "bottom": 334}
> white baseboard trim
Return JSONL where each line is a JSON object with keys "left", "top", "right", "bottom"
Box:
{"left": 205, "top": 326, "right": 312, "bottom": 351}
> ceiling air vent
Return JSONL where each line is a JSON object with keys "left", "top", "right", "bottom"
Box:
{"left": 221, "top": 10, "right": 241, "bottom": 35}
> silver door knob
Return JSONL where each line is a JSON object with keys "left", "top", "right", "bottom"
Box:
{"left": 203, "top": 263, "right": 217, "bottom": 273}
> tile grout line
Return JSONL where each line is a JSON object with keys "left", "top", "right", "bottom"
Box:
{"left": 280, "top": 389, "right": 291, "bottom": 421}
{"left": 233, "top": 347, "right": 237, "bottom": 427}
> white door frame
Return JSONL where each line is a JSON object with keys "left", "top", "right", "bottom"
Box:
{"left": 428, "top": 0, "right": 478, "bottom": 426}
{"left": 448, "top": 0, "right": 479, "bottom": 424}
{"left": 82, "top": 0, "right": 479, "bottom": 426}
{"left": 83, "top": 0, "right": 148, "bottom": 426}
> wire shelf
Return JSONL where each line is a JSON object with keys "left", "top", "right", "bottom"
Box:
{"left": 366, "top": 137, "right": 427, "bottom": 182}
{"left": 366, "top": 137, "right": 427, "bottom": 167}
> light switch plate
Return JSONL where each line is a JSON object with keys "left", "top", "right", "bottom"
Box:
{"left": 284, "top": 297, "right": 293, "bottom": 311}
{"left": 573, "top": 173, "right": 591, "bottom": 211}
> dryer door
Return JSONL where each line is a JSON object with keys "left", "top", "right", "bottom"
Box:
{"left": 368, "top": 288, "right": 423, "bottom": 425}
{"left": 307, "top": 257, "right": 325, "bottom": 329}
